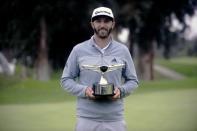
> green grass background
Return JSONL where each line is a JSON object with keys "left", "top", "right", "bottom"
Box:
{"left": 0, "top": 57, "right": 197, "bottom": 131}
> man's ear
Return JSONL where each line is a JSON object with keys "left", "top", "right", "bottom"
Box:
{"left": 112, "top": 21, "right": 115, "bottom": 29}
{"left": 90, "top": 22, "right": 94, "bottom": 29}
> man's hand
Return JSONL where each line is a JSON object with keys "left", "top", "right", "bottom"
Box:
{"left": 85, "top": 87, "right": 95, "bottom": 99}
{"left": 112, "top": 87, "right": 121, "bottom": 100}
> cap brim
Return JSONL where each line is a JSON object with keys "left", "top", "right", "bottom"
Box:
{"left": 91, "top": 15, "right": 114, "bottom": 22}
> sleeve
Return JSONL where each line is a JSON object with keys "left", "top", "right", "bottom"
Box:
{"left": 120, "top": 47, "right": 139, "bottom": 98}
{"left": 60, "top": 46, "right": 87, "bottom": 97}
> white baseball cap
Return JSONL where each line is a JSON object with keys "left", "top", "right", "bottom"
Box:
{"left": 91, "top": 7, "right": 114, "bottom": 21}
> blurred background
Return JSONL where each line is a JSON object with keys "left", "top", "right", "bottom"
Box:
{"left": 0, "top": 0, "right": 197, "bottom": 131}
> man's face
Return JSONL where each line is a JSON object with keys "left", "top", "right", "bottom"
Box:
{"left": 91, "top": 16, "right": 115, "bottom": 39}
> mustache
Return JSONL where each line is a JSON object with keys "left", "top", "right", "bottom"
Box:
{"left": 98, "top": 28, "right": 108, "bottom": 31}
{"left": 93, "top": 27, "right": 113, "bottom": 39}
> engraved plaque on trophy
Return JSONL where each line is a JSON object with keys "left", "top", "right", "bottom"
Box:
{"left": 82, "top": 64, "right": 125, "bottom": 96}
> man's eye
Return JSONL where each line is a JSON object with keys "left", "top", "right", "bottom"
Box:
{"left": 104, "top": 20, "right": 110, "bottom": 23}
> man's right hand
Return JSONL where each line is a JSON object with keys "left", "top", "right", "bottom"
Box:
{"left": 85, "top": 87, "right": 95, "bottom": 99}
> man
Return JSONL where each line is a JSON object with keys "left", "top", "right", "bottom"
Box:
{"left": 61, "top": 7, "right": 138, "bottom": 131}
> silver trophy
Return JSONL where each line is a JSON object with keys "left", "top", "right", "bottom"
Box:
{"left": 82, "top": 64, "right": 125, "bottom": 96}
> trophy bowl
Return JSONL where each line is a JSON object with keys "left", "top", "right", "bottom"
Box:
{"left": 93, "top": 83, "right": 114, "bottom": 96}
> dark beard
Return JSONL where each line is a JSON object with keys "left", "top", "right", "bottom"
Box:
{"left": 94, "top": 28, "right": 112, "bottom": 39}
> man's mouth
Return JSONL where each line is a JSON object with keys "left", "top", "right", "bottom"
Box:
{"left": 99, "top": 28, "right": 108, "bottom": 32}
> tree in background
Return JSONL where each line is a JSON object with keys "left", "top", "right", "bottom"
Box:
{"left": 0, "top": 0, "right": 196, "bottom": 80}
{"left": 116, "top": 0, "right": 197, "bottom": 80}
{"left": 0, "top": 0, "right": 93, "bottom": 80}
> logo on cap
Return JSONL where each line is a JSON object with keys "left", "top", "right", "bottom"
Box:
{"left": 91, "top": 7, "right": 114, "bottom": 20}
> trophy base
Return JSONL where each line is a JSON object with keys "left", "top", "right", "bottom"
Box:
{"left": 93, "top": 83, "right": 114, "bottom": 96}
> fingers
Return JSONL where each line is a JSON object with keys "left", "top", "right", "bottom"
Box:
{"left": 85, "top": 87, "right": 95, "bottom": 99}
{"left": 85, "top": 87, "right": 120, "bottom": 100}
{"left": 112, "top": 87, "right": 120, "bottom": 100}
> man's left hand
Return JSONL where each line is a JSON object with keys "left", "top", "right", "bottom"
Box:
{"left": 112, "top": 87, "right": 121, "bottom": 100}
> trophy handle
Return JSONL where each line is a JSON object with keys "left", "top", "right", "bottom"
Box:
{"left": 82, "top": 65, "right": 101, "bottom": 73}
{"left": 106, "top": 64, "right": 125, "bottom": 72}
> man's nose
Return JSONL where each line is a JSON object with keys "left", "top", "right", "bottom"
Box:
{"left": 99, "top": 21, "right": 106, "bottom": 27}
